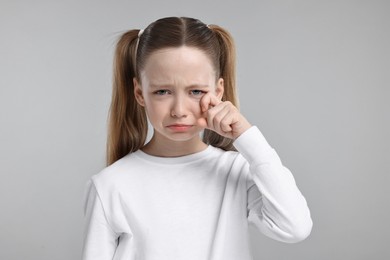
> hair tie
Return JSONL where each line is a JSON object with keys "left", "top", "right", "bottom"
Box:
{"left": 138, "top": 29, "right": 144, "bottom": 37}
{"left": 135, "top": 29, "right": 143, "bottom": 55}
{"left": 134, "top": 29, "right": 144, "bottom": 73}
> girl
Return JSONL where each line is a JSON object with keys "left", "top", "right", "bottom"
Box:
{"left": 82, "top": 17, "right": 312, "bottom": 260}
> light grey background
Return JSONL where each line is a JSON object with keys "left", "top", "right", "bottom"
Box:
{"left": 1, "top": 0, "right": 389, "bottom": 259}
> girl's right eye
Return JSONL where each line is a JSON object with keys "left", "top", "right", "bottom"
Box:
{"left": 154, "top": 90, "right": 170, "bottom": 95}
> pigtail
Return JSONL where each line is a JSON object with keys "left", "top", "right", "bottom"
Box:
{"left": 203, "top": 25, "right": 238, "bottom": 151}
{"left": 106, "top": 30, "right": 148, "bottom": 166}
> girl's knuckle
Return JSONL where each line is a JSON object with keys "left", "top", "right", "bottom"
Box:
{"left": 215, "top": 114, "right": 224, "bottom": 122}
{"left": 221, "top": 117, "right": 230, "bottom": 125}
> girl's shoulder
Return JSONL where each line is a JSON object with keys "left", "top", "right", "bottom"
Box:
{"left": 88, "top": 152, "right": 141, "bottom": 189}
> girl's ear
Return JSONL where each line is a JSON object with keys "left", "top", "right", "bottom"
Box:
{"left": 216, "top": 78, "right": 224, "bottom": 100}
{"left": 133, "top": 78, "right": 145, "bottom": 107}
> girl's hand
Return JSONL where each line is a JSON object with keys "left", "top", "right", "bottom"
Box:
{"left": 197, "top": 92, "right": 252, "bottom": 140}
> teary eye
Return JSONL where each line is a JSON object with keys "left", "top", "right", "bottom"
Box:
{"left": 154, "top": 90, "right": 170, "bottom": 95}
{"left": 190, "top": 90, "right": 206, "bottom": 96}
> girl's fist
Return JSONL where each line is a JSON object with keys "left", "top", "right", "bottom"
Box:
{"left": 197, "top": 92, "right": 251, "bottom": 140}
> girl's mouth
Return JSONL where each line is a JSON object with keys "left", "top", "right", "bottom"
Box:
{"left": 167, "top": 124, "right": 193, "bottom": 132}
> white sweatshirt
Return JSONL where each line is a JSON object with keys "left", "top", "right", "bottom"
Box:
{"left": 82, "top": 126, "right": 312, "bottom": 260}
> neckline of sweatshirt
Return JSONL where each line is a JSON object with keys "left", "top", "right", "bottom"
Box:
{"left": 132, "top": 145, "right": 220, "bottom": 165}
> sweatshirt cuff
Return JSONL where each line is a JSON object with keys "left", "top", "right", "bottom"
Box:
{"left": 233, "top": 126, "right": 275, "bottom": 165}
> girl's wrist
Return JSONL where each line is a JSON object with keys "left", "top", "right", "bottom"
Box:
{"left": 233, "top": 120, "right": 252, "bottom": 140}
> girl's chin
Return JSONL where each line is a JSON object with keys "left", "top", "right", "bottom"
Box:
{"left": 166, "top": 133, "right": 202, "bottom": 142}
{"left": 152, "top": 129, "right": 203, "bottom": 142}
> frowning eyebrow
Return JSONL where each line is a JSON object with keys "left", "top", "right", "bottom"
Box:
{"left": 149, "top": 83, "right": 210, "bottom": 89}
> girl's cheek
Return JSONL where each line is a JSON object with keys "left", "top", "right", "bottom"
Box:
{"left": 187, "top": 100, "right": 202, "bottom": 115}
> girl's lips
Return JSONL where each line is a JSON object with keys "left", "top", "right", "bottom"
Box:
{"left": 167, "top": 124, "right": 193, "bottom": 132}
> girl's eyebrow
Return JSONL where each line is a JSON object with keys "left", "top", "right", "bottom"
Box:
{"left": 186, "top": 84, "right": 210, "bottom": 89}
{"left": 149, "top": 83, "right": 210, "bottom": 89}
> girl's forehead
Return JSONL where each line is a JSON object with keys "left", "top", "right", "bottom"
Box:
{"left": 141, "top": 46, "right": 217, "bottom": 84}
{"left": 144, "top": 46, "right": 212, "bottom": 67}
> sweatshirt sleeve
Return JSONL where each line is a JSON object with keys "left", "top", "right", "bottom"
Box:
{"left": 233, "top": 126, "right": 313, "bottom": 243}
{"left": 82, "top": 179, "right": 119, "bottom": 260}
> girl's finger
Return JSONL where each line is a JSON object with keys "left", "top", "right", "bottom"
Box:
{"left": 220, "top": 112, "right": 234, "bottom": 133}
{"left": 200, "top": 92, "right": 222, "bottom": 112}
{"left": 198, "top": 101, "right": 227, "bottom": 132}
{"left": 210, "top": 103, "right": 231, "bottom": 134}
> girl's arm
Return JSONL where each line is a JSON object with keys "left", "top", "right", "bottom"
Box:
{"left": 234, "top": 126, "right": 313, "bottom": 243}
{"left": 199, "top": 93, "right": 312, "bottom": 243}
{"left": 82, "top": 180, "right": 119, "bottom": 259}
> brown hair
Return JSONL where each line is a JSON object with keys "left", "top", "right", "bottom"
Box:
{"left": 107, "top": 17, "right": 238, "bottom": 166}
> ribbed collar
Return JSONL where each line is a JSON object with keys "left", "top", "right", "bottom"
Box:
{"left": 132, "top": 145, "right": 215, "bottom": 165}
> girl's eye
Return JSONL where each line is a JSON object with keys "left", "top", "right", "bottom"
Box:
{"left": 190, "top": 90, "right": 206, "bottom": 96}
{"left": 154, "top": 90, "right": 170, "bottom": 95}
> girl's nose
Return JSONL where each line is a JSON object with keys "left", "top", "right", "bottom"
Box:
{"left": 171, "top": 97, "right": 188, "bottom": 118}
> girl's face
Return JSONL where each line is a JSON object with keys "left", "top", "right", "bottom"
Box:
{"left": 134, "top": 46, "right": 224, "bottom": 144}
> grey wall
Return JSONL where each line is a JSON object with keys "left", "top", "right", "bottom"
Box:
{"left": 1, "top": 0, "right": 388, "bottom": 259}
